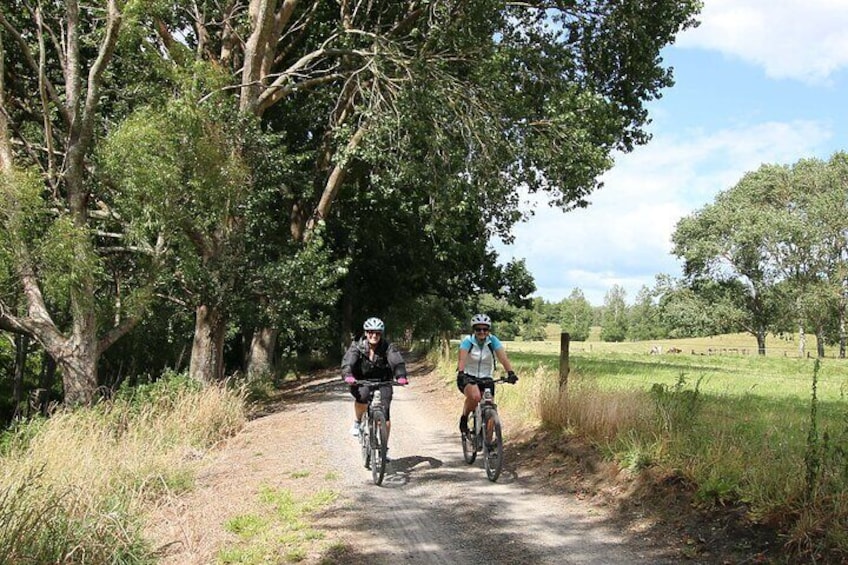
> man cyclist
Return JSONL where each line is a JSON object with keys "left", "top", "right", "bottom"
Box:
{"left": 342, "top": 317, "right": 408, "bottom": 448}
{"left": 456, "top": 313, "right": 518, "bottom": 435}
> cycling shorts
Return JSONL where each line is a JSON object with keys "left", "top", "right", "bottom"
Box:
{"left": 457, "top": 373, "right": 495, "bottom": 397}
{"left": 349, "top": 382, "right": 394, "bottom": 421}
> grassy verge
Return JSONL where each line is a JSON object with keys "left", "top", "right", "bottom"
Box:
{"left": 0, "top": 373, "right": 247, "bottom": 564}
{"left": 216, "top": 486, "right": 339, "bottom": 564}
{"left": 437, "top": 339, "right": 848, "bottom": 560}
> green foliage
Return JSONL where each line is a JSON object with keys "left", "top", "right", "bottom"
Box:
{"left": 113, "top": 369, "right": 202, "bottom": 408}
{"left": 600, "top": 285, "right": 628, "bottom": 342}
{"left": 650, "top": 374, "right": 702, "bottom": 435}
{"left": 560, "top": 288, "right": 593, "bottom": 341}
{"left": 627, "top": 285, "right": 662, "bottom": 341}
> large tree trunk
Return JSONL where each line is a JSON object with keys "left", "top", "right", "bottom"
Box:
{"left": 189, "top": 304, "right": 226, "bottom": 383}
{"left": 247, "top": 327, "right": 278, "bottom": 377}
{"left": 816, "top": 327, "right": 825, "bottom": 358}
{"left": 56, "top": 339, "right": 99, "bottom": 406}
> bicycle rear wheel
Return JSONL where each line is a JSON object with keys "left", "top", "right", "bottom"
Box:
{"left": 370, "top": 409, "right": 388, "bottom": 485}
{"left": 359, "top": 415, "right": 370, "bottom": 469}
{"left": 483, "top": 409, "right": 504, "bottom": 482}
{"left": 462, "top": 411, "right": 478, "bottom": 464}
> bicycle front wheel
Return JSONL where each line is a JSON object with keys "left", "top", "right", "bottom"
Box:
{"left": 370, "top": 409, "right": 388, "bottom": 485}
{"left": 483, "top": 409, "right": 504, "bottom": 482}
{"left": 462, "top": 411, "right": 477, "bottom": 464}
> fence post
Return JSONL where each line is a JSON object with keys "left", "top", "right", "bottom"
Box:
{"left": 559, "top": 332, "right": 570, "bottom": 390}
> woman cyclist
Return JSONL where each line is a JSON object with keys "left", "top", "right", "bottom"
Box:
{"left": 342, "top": 317, "right": 408, "bottom": 446}
{"left": 456, "top": 313, "right": 518, "bottom": 434}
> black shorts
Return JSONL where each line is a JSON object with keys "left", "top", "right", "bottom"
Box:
{"left": 456, "top": 373, "right": 495, "bottom": 397}
{"left": 349, "top": 382, "right": 394, "bottom": 421}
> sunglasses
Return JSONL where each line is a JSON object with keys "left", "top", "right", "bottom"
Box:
{"left": 473, "top": 327, "right": 489, "bottom": 332}
{"left": 365, "top": 330, "right": 382, "bottom": 335}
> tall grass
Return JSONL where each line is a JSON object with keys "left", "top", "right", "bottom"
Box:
{"left": 0, "top": 374, "right": 246, "bottom": 564}
{"left": 446, "top": 338, "right": 848, "bottom": 560}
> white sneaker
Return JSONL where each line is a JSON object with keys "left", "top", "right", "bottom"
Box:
{"left": 349, "top": 423, "right": 360, "bottom": 436}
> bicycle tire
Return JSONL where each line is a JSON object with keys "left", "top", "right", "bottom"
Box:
{"left": 359, "top": 415, "right": 370, "bottom": 469}
{"left": 483, "top": 409, "right": 504, "bottom": 482}
{"left": 370, "top": 409, "right": 388, "bottom": 485}
{"left": 462, "top": 410, "right": 478, "bottom": 464}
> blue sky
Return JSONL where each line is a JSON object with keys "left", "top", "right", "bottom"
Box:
{"left": 495, "top": 0, "right": 848, "bottom": 306}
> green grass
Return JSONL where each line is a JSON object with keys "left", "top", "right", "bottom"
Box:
{"left": 217, "top": 486, "right": 338, "bottom": 565}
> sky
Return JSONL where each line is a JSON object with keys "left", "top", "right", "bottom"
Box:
{"left": 494, "top": 0, "right": 848, "bottom": 306}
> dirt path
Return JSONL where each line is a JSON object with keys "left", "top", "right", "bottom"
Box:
{"left": 145, "top": 360, "right": 679, "bottom": 564}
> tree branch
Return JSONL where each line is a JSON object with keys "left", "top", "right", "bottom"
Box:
{"left": 0, "top": 10, "right": 71, "bottom": 126}
{"left": 303, "top": 124, "right": 368, "bottom": 239}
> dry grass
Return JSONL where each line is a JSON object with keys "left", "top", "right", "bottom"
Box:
{"left": 0, "top": 377, "right": 247, "bottom": 564}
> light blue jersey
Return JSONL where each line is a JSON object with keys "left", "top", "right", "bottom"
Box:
{"left": 459, "top": 334, "right": 503, "bottom": 378}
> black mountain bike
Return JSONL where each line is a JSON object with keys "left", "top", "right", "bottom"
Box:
{"left": 461, "top": 376, "right": 512, "bottom": 482}
{"left": 355, "top": 380, "right": 402, "bottom": 485}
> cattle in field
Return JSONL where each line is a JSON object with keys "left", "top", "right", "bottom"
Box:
{"left": 667, "top": 347, "right": 682, "bottom": 354}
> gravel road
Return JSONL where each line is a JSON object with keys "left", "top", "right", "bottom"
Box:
{"left": 146, "top": 361, "right": 678, "bottom": 564}
{"left": 306, "top": 364, "right": 674, "bottom": 565}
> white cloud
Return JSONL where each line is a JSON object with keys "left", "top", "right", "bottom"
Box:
{"left": 678, "top": 0, "right": 848, "bottom": 83}
{"left": 496, "top": 120, "right": 833, "bottom": 304}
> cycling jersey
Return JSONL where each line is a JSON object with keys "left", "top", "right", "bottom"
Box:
{"left": 459, "top": 334, "right": 503, "bottom": 379}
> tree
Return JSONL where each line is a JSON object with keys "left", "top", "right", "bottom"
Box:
{"left": 652, "top": 274, "right": 746, "bottom": 338}
{"left": 672, "top": 165, "right": 791, "bottom": 354}
{"left": 140, "top": 0, "right": 701, "bottom": 377}
{"left": 1, "top": 0, "right": 702, "bottom": 401}
{"left": 627, "top": 285, "right": 661, "bottom": 341}
{"left": 560, "top": 288, "right": 593, "bottom": 341}
{"left": 674, "top": 155, "right": 848, "bottom": 357}
{"left": 600, "top": 284, "right": 628, "bottom": 342}
{"left": 0, "top": 2, "right": 161, "bottom": 405}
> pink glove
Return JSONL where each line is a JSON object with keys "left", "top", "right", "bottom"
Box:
{"left": 344, "top": 374, "right": 356, "bottom": 384}
{"left": 397, "top": 377, "right": 408, "bottom": 385}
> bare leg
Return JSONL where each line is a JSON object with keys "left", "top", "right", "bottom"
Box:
{"left": 462, "top": 384, "right": 481, "bottom": 416}
{"left": 354, "top": 401, "right": 367, "bottom": 422}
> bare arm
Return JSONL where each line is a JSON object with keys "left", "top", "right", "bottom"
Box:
{"left": 457, "top": 347, "right": 468, "bottom": 372}
{"left": 495, "top": 347, "right": 514, "bottom": 373}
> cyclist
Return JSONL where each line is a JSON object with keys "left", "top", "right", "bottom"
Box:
{"left": 456, "top": 313, "right": 518, "bottom": 435}
{"left": 342, "top": 317, "right": 408, "bottom": 444}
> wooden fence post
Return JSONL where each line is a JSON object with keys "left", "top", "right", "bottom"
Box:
{"left": 559, "top": 332, "right": 570, "bottom": 389}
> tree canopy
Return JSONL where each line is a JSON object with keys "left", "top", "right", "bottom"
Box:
{"left": 0, "top": 0, "right": 702, "bottom": 407}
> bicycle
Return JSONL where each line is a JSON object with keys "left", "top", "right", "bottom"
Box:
{"left": 461, "top": 375, "right": 513, "bottom": 482}
{"left": 354, "top": 379, "right": 403, "bottom": 485}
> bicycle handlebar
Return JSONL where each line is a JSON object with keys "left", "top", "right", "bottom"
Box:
{"left": 348, "top": 379, "right": 407, "bottom": 386}
{"left": 459, "top": 373, "right": 516, "bottom": 384}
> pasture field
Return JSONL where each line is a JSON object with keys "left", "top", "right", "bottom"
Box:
{"left": 508, "top": 339, "right": 848, "bottom": 402}
{"left": 470, "top": 333, "right": 848, "bottom": 558}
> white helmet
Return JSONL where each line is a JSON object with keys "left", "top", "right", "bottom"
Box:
{"left": 470, "top": 313, "right": 491, "bottom": 328}
{"left": 363, "top": 317, "right": 385, "bottom": 331}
